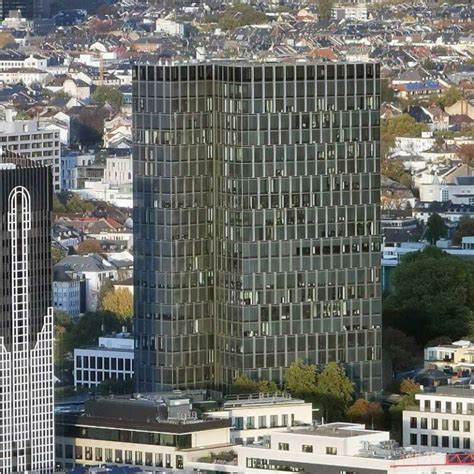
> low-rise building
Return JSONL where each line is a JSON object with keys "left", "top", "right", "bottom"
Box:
{"left": 425, "top": 340, "right": 474, "bottom": 376}
{"left": 206, "top": 393, "right": 313, "bottom": 445}
{"left": 74, "top": 333, "right": 134, "bottom": 388}
{"left": 53, "top": 267, "right": 85, "bottom": 318}
{"left": 403, "top": 386, "right": 474, "bottom": 453}
{"left": 55, "top": 395, "right": 233, "bottom": 472}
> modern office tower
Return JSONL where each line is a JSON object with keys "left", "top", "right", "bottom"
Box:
{"left": 133, "top": 61, "right": 382, "bottom": 394}
{"left": 0, "top": 152, "right": 54, "bottom": 473}
{"left": 0, "top": 0, "right": 49, "bottom": 19}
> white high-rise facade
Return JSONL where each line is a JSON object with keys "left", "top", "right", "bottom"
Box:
{"left": 0, "top": 154, "right": 54, "bottom": 473}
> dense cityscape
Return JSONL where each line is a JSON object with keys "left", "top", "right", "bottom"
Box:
{"left": 0, "top": 0, "right": 473, "bottom": 472}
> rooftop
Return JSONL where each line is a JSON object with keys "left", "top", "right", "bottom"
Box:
{"left": 290, "top": 423, "right": 383, "bottom": 439}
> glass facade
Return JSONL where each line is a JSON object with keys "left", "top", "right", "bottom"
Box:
{"left": 133, "top": 62, "right": 382, "bottom": 394}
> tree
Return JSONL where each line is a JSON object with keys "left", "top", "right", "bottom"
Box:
{"left": 230, "top": 374, "right": 278, "bottom": 394}
{"left": 399, "top": 378, "right": 421, "bottom": 395}
{"left": 432, "top": 86, "right": 463, "bottom": 109}
{"left": 382, "top": 114, "right": 428, "bottom": 139}
{"left": 92, "top": 86, "right": 123, "bottom": 109}
{"left": 218, "top": 4, "right": 267, "bottom": 30}
{"left": 381, "top": 79, "right": 395, "bottom": 103}
{"left": 101, "top": 288, "right": 133, "bottom": 320}
{"left": 52, "top": 246, "right": 67, "bottom": 265}
{"left": 98, "top": 377, "right": 134, "bottom": 395}
{"left": 384, "top": 247, "right": 474, "bottom": 346}
{"left": 76, "top": 239, "right": 103, "bottom": 255}
{"left": 347, "top": 399, "right": 385, "bottom": 430}
{"left": 65, "top": 194, "right": 94, "bottom": 213}
{"left": 317, "top": 0, "right": 334, "bottom": 20}
{"left": 314, "top": 362, "right": 354, "bottom": 421}
{"left": 53, "top": 193, "right": 66, "bottom": 213}
{"left": 425, "top": 213, "right": 447, "bottom": 244}
{"left": 54, "top": 310, "right": 75, "bottom": 370}
{"left": 452, "top": 216, "right": 474, "bottom": 245}
{"left": 383, "top": 327, "right": 421, "bottom": 373}
{"left": 284, "top": 360, "right": 318, "bottom": 399}
{"left": 457, "top": 144, "right": 474, "bottom": 168}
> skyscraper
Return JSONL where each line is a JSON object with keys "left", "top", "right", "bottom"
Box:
{"left": 133, "top": 61, "right": 382, "bottom": 395}
{"left": 0, "top": 0, "right": 49, "bottom": 20}
{"left": 0, "top": 152, "right": 54, "bottom": 473}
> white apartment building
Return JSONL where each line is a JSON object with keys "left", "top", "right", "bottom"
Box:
{"left": 207, "top": 393, "right": 313, "bottom": 445}
{"left": 74, "top": 333, "right": 134, "bottom": 388}
{"left": 395, "top": 134, "right": 435, "bottom": 155}
{"left": 104, "top": 155, "right": 132, "bottom": 186}
{"left": 0, "top": 120, "right": 61, "bottom": 190}
{"left": 425, "top": 340, "right": 474, "bottom": 375}
{"left": 403, "top": 386, "right": 474, "bottom": 452}
{"left": 53, "top": 267, "right": 85, "bottom": 318}
{"left": 190, "top": 423, "right": 466, "bottom": 473}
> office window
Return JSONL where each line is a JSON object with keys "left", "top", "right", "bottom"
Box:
{"left": 442, "top": 419, "right": 449, "bottom": 430}
{"left": 278, "top": 443, "right": 289, "bottom": 451}
{"left": 453, "top": 437, "right": 460, "bottom": 449}
{"left": 282, "top": 414, "right": 288, "bottom": 426}
{"left": 145, "top": 452, "right": 153, "bottom": 466}
{"left": 155, "top": 453, "right": 163, "bottom": 467}
{"left": 421, "top": 418, "right": 427, "bottom": 429}
{"left": 464, "top": 438, "right": 470, "bottom": 449}
{"left": 421, "top": 434, "right": 428, "bottom": 446}
{"left": 326, "top": 447, "right": 337, "bottom": 455}
{"left": 302, "top": 444, "right": 313, "bottom": 453}
{"left": 258, "top": 415, "right": 267, "bottom": 428}
{"left": 105, "top": 448, "right": 113, "bottom": 462}
{"left": 85, "top": 447, "right": 92, "bottom": 460}
{"left": 125, "top": 450, "right": 132, "bottom": 464}
{"left": 95, "top": 448, "right": 103, "bottom": 462}
{"left": 410, "top": 433, "right": 417, "bottom": 445}
{"left": 75, "top": 446, "right": 83, "bottom": 460}
{"left": 176, "top": 455, "right": 183, "bottom": 469}
{"left": 270, "top": 415, "right": 278, "bottom": 427}
{"left": 246, "top": 416, "right": 255, "bottom": 429}
{"left": 453, "top": 420, "right": 460, "bottom": 431}
{"left": 410, "top": 417, "right": 417, "bottom": 429}
{"left": 431, "top": 435, "right": 438, "bottom": 447}
{"left": 135, "top": 451, "right": 143, "bottom": 465}
{"left": 442, "top": 436, "right": 449, "bottom": 448}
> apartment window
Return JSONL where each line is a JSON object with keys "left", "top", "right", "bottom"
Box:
{"left": 165, "top": 454, "right": 171, "bottom": 468}
{"left": 105, "top": 449, "right": 113, "bottom": 462}
{"left": 176, "top": 455, "right": 183, "bottom": 469}
{"left": 85, "top": 447, "right": 92, "bottom": 460}
{"left": 453, "top": 437, "right": 460, "bottom": 449}
{"left": 145, "top": 452, "right": 153, "bottom": 466}
{"left": 278, "top": 443, "right": 289, "bottom": 451}
{"left": 155, "top": 453, "right": 163, "bottom": 467}
{"left": 453, "top": 420, "right": 460, "bottom": 431}
{"left": 410, "top": 433, "right": 417, "bottom": 445}
{"left": 464, "top": 421, "right": 470, "bottom": 432}
{"left": 326, "top": 447, "right": 337, "bottom": 455}
{"left": 431, "top": 435, "right": 438, "bottom": 447}
{"left": 442, "top": 419, "right": 449, "bottom": 430}
{"left": 125, "top": 450, "right": 132, "bottom": 464}
{"left": 442, "top": 436, "right": 449, "bottom": 448}
{"left": 282, "top": 414, "right": 288, "bottom": 426}
{"left": 246, "top": 417, "right": 255, "bottom": 429}
{"left": 464, "top": 438, "right": 470, "bottom": 449}
{"left": 135, "top": 451, "right": 143, "bottom": 465}
{"left": 431, "top": 419, "right": 438, "bottom": 430}
{"left": 75, "top": 446, "right": 83, "bottom": 460}
{"left": 302, "top": 444, "right": 313, "bottom": 453}
{"left": 410, "top": 417, "right": 417, "bottom": 429}
{"left": 421, "top": 418, "right": 427, "bottom": 429}
{"left": 115, "top": 450, "right": 123, "bottom": 463}
{"left": 95, "top": 448, "right": 103, "bottom": 462}
{"left": 270, "top": 415, "right": 278, "bottom": 427}
{"left": 258, "top": 416, "right": 267, "bottom": 428}
{"left": 436, "top": 401, "right": 441, "bottom": 410}
{"left": 420, "top": 434, "right": 428, "bottom": 446}
{"left": 235, "top": 417, "right": 243, "bottom": 429}
{"left": 446, "top": 402, "right": 452, "bottom": 412}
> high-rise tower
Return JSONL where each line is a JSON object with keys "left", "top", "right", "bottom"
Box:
{"left": 133, "top": 61, "right": 382, "bottom": 395}
{"left": 0, "top": 153, "right": 54, "bottom": 473}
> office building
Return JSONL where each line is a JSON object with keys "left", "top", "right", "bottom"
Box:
{"left": 0, "top": 152, "right": 54, "bottom": 473}
{"left": 0, "top": 0, "right": 49, "bottom": 19}
{"left": 403, "top": 385, "right": 474, "bottom": 452}
{"left": 0, "top": 120, "right": 61, "bottom": 190}
{"left": 133, "top": 61, "right": 382, "bottom": 393}
{"left": 55, "top": 395, "right": 232, "bottom": 472}
{"left": 74, "top": 333, "right": 134, "bottom": 389}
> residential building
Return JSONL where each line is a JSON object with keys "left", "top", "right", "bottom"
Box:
{"left": 0, "top": 119, "right": 61, "bottom": 190}
{"left": 403, "top": 386, "right": 474, "bottom": 453}
{"left": 0, "top": 0, "right": 50, "bottom": 19}
{"left": 74, "top": 333, "right": 134, "bottom": 388}
{"left": 133, "top": 61, "right": 382, "bottom": 394}
{"left": 54, "top": 254, "right": 118, "bottom": 312}
{"left": 60, "top": 152, "right": 95, "bottom": 191}
{"left": 0, "top": 153, "right": 54, "bottom": 472}
{"left": 190, "top": 423, "right": 462, "bottom": 474}
{"left": 425, "top": 340, "right": 474, "bottom": 376}
{"left": 104, "top": 155, "right": 133, "bottom": 186}
{"left": 206, "top": 393, "right": 313, "bottom": 445}
{"left": 55, "top": 395, "right": 232, "bottom": 472}
{"left": 53, "top": 267, "right": 85, "bottom": 318}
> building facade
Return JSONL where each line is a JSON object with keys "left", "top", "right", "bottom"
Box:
{"left": 403, "top": 386, "right": 474, "bottom": 452}
{"left": 74, "top": 334, "right": 134, "bottom": 389}
{"left": 133, "top": 61, "right": 382, "bottom": 393}
{"left": 0, "top": 154, "right": 54, "bottom": 473}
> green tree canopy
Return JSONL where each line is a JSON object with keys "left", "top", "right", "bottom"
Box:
{"left": 52, "top": 246, "right": 67, "bottom": 265}
{"left": 382, "top": 114, "right": 428, "bottom": 139}
{"left": 317, "top": 0, "right": 334, "bottom": 20}
{"left": 384, "top": 247, "right": 474, "bottom": 346}
{"left": 431, "top": 86, "right": 463, "bottom": 109}
{"left": 92, "top": 85, "right": 123, "bottom": 109}
{"left": 218, "top": 4, "right": 267, "bottom": 31}
{"left": 284, "top": 360, "right": 318, "bottom": 398}
{"left": 425, "top": 213, "right": 447, "bottom": 244}
{"left": 230, "top": 374, "right": 278, "bottom": 394}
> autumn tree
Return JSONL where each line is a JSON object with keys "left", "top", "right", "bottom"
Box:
{"left": 317, "top": 0, "right": 334, "bottom": 20}
{"left": 52, "top": 246, "right": 67, "bottom": 265}
{"left": 431, "top": 86, "right": 463, "bottom": 109}
{"left": 452, "top": 217, "right": 474, "bottom": 245}
{"left": 347, "top": 399, "right": 385, "bottom": 430}
{"left": 101, "top": 288, "right": 133, "bottom": 320}
{"left": 284, "top": 359, "right": 318, "bottom": 399}
{"left": 230, "top": 374, "right": 278, "bottom": 394}
{"left": 399, "top": 378, "right": 421, "bottom": 395}
{"left": 76, "top": 239, "right": 103, "bottom": 255}
{"left": 457, "top": 144, "right": 474, "bottom": 168}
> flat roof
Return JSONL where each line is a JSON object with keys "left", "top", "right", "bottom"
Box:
{"left": 289, "top": 423, "right": 383, "bottom": 438}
